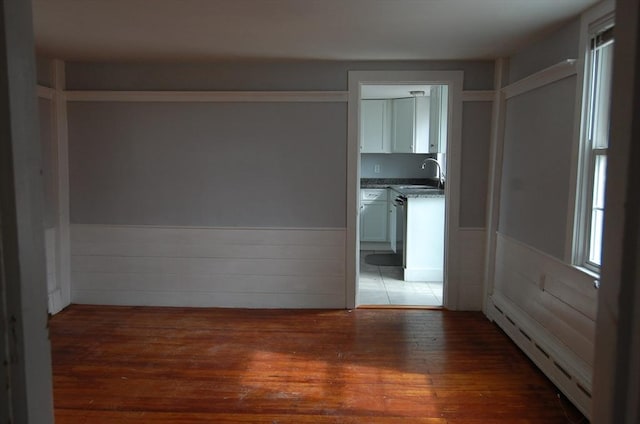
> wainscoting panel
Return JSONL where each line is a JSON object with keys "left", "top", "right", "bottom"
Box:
{"left": 71, "top": 224, "right": 346, "bottom": 308}
{"left": 487, "top": 232, "right": 597, "bottom": 418}
{"left": 45, "top": 227, "right": 63, "bottom": 313}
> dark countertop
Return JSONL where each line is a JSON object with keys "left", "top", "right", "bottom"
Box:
{"left": 361, "top": 178, "right": 445, "bottom": 198}
{"left": 390, "top": 186, "right": 445, "bottom": 198}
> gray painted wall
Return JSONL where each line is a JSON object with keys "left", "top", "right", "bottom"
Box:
{"left": 508, "top": 17, "right": 581, "bottom": 83}
{"left": 498, "top": 76, "right": 577, "bottom": 259}
{"left": 360, "top": 153, "right": 433, "bottom": 178}
{"left": 66, "top": 60, "right": 494, "bottom": 231}
{"left": 68, "top": 101, "right": 347, "bottom": 228}
{"left": 65, "top": 60, "right": 495, "bottom": 91}
{"left": 36, "top": 55, "right": 52, "bottom": 87}
{"left": 460, "top": 101, "right": 492, "bottom": 228}
{"left": 499, "top": 16, "right": 581, "bottom": 259}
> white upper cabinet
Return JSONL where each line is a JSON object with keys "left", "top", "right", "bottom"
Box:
{"left": 392, "top": 96, "right": 439, "bottom": 154}
{"left": 392, "top": 97, "right": 415, "bottom": 153}
{"left": 428, "top": 86, "right": 448, "bottom": 154}
{"left": 414, "top": 97, "right": 431, "bottom": 153}
{"left": 360, "top": 85, "right": 448, "bottom": 154}
{"left": 360, "top": 100, "right": 391, "bottom": 153}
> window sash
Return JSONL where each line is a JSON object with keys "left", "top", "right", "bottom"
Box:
{"left": 588, "top": 41, "right": 613, "bottom": 150}
{"left": 575, "top": 23, "right": 614, "bottom": 273}
{"left": 586, "top": 153, "right": 607, "bottom": 268}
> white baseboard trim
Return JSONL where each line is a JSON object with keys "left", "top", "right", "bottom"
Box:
{"left": 47, "top": 288, "right": 64, "bottom": 315}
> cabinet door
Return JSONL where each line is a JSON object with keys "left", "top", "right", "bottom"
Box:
{"left": 360, "top": 100, "right": 390, "bottom": 153}
{"left": 429, "top": 86, "right": 448, "bottom": 153}
{"left": 360, "top": 201, "right": 388, "bottom": 242}
{"left": 392, "top": 98, "right": 415, "bottom": 153}
{"left": 414, "top": 96, "right": 430, "bottom": 153}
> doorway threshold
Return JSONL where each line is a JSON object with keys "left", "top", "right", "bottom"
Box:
{"left": 357, "top": 304, "right": 445, "bottom": 310}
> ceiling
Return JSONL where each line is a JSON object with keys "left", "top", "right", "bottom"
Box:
{"left": 32, "top": 0, "right": 600, "bottom": 62}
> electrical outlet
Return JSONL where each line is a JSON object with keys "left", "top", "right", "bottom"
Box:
{"left": 374, "top": 164, "right": 381, "bottom": 173}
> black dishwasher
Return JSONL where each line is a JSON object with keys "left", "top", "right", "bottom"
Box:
{"left": 392, "top": 195, "right": 407, "bottom": 266}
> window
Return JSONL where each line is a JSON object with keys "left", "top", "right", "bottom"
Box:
{"left": 575, "top": 21, "right": 614, "bottom": 273}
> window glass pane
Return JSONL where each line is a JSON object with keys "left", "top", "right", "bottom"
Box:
{"left": 593, "top": 155, "right": 607, "bottom": 209}
{"left": 592, "top": 42, "right": 614, "bottom": 149}
{"left": 589, "top": 209, "right": 604, "bottom": 266}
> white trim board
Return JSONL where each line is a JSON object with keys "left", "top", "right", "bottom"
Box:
{"left": 53, "top": 59, "right": 72, "bottom": 311}
{"left": 37, "top": 85, "right": 54, "bottom": 100}
{"left": 347, "top": 70, "right": 464, "bottom": 310}
{"left": 65, "top": 90, "right": 349, "bottom": 103}
{"left": 44, "top": 228, "right": 63, "bottom": 314}
{"left": 63, "top": 86, "right": 494, "bottom": 102}
{"left": 502, "top": 59, "right": 578, "bottom": 99}
{"left": 483, "top": 59, "right": 509, "bottom": 314}
{"left": 64, "top": 89, "right": 491, "bottom": 103}
{"left": 70, "top": 224, "right": 347, "bottom": 309}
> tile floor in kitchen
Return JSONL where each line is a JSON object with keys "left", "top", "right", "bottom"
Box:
{"left": 358, "top": 250, "right": 443, "bottom": 306}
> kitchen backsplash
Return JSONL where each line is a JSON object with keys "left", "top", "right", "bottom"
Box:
{"left": 361, "top": 153, "right": 437, "bottom": 178}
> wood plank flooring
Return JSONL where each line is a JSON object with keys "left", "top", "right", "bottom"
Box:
{"left": 50, "top": 305, "right": 587, "bottom": 423}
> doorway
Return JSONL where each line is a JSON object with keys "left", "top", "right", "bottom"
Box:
{"left": 346, "top": 70, "right": 464, "bottom": 309}
{"left": 357, "top": 83, "right": 446, "bottom": 306}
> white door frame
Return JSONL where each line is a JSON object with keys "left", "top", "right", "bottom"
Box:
{"left": 346, "top": 70, "right": 464, "bottom": 309}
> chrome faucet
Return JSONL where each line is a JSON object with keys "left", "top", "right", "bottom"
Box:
{"left": 421, "top": 158, "right": 444, "bottom": 189}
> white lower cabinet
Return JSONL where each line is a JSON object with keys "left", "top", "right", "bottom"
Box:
{"left": 361, "top": 202, "right": 388, "bottom": 242}
{"left": 360, "top": 189, "right": 388, "bottom": 242}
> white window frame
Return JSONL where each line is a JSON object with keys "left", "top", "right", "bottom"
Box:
{"left": 573, "top": 13, "right": 615, "bottom": 274}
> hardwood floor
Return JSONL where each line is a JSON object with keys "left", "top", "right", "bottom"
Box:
{"left": 50, "top": 305, "right": 587, "bottom": 423}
